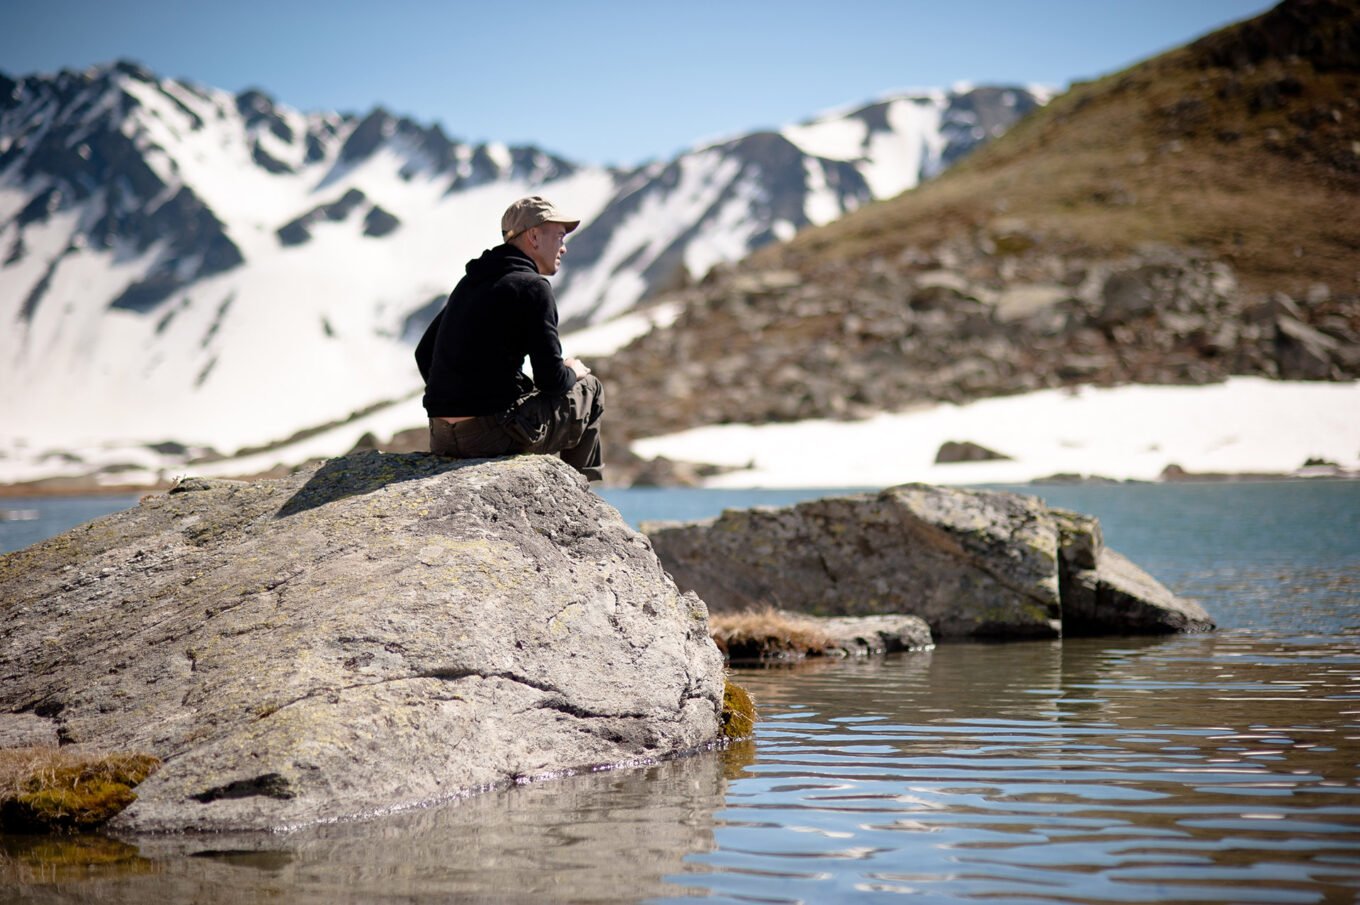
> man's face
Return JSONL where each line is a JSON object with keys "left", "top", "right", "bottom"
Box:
{"left": 528, "top": 222, "right": 569, "bottom": 275}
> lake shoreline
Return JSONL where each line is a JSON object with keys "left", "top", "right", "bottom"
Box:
{"left": 3, "top": 480, "right": 1357, "bottom": 902}
{"left": 2, "top": 467, "right": 1357, "bottom": 501}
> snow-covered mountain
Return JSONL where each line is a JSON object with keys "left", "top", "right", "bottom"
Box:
{"left": 555, "top": 86, "right": 1047, "bottom": 326}
{"left": 0, "top": 61, "right": 615, "bottom": 463}
{"left": 0, "top": 61, "right": 1043, "bottom": 481}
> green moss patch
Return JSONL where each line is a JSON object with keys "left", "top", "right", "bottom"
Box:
{"left": 1, "top": 748, "right": 161, "bottom": 833}
{"left": 720, "top": 678, "right": 757, "bottom": 741}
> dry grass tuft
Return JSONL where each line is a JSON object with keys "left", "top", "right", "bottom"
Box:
{"left": 0, "top": 747, "right": 161, "bottom": 833}
{"left": 710, "top": 607, "right": 835, "bottom": 662}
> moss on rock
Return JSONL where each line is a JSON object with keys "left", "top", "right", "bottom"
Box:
{"left": 0, "top": 748, "right": 160, "bottom": 833}
{"left": 720, "top": 678, "right": 757, "bottom": 741}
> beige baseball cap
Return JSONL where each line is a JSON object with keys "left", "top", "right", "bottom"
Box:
{"left": 501, "top": 196, "right": 581, "bottom": 241}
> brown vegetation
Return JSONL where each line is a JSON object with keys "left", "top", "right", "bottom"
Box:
{"left": 710, "top": 607, "right": 835, "bottom": 662}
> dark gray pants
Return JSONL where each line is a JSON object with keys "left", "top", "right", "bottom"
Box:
{"left": 429, "top": 376, "right": 604, "bottom": 481}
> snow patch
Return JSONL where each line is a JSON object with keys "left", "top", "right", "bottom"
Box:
{"left": 781, "top": 116, "right": 868, "bottom": 161}
{"left": 802, "top": 159, "right": 842, "bottom": 227}
{"left": 632, "top": 379, "right": 1360, "bottom": 488}
{"left": 561, "top": 302, "right": 682, "bottom": 359}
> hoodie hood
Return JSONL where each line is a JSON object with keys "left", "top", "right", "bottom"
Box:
{"left": 465, "top": 243, "right": 539, "bottom": 282}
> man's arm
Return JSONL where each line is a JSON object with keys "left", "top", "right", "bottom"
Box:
{"left": 522, "top": 280, "right": 577, "bottom": 395}
{"left": 414, "top": 308, "right": 444, "bottom": 384}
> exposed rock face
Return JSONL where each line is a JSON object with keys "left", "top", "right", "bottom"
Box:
{"left": 0, "top": 452, "right": 725, "bottom": 833}
{"left": 363, "top": 205, "right": 401, "bottom": 238}
{"left": 276, "top": 188, "right": 369, "bottom": 246}
{"left": 644, "top": 484, "right": 1213, "bottom": 640}
{"left": 935, "top": 440, "right": 1012, "bottom": 463}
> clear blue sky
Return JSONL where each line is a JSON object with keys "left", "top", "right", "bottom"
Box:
{"left": 3, "top": 0, "right": 1277, "bottom": 167}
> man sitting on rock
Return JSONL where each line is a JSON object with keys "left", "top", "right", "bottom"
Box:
{"left": 415, "top": 196, "right": 605, "bottom": 482}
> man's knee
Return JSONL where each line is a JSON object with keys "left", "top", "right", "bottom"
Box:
{"left": 580, "top": 373, "right": 603, "bottom": 401}
{"left": 576, "top": 374, "right": 604, "bottom": 419}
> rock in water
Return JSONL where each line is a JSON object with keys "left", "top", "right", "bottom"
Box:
{"left": 810, "top": 614, "right": 934, "bottom": 656}
{"left": 1061, "top": 549, "right": 1213, "bottom": 636}
{"left": 644, "top": 484, "right": 1213, "bottom": 640}
{"left": 0, "top": 452, "right": 725, "bottom": 832}
{"left": 646, "top": 484, "right": 1065, "bottom": 639}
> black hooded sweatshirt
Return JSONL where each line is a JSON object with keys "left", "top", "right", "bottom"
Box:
{"left": 416, "top": 244, "right": 576, "bottom": 417}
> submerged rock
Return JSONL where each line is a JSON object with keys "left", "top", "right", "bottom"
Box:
{"left": 0, "top": 452, "right": 726, "bottom": 832}
{"left": 645, "top": 484, "right": 1213, "bottom": 640}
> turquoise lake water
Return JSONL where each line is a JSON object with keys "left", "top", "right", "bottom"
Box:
{"left": 2, "top": 480, "right": 1358, "bottom": 903}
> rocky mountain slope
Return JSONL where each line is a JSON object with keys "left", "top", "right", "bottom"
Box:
{"left": 553, "top": 86, "right": 1045, "bottom": 328}
{"left": 0, "top": 61, "right": 1040, "bottom": 482}
{"left": 595, "top": 0, "right": 1359, "bottom": 457}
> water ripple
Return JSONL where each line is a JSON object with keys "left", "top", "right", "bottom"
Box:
{"left": 666, "top": 635, "right": 1360, "bottom": 903}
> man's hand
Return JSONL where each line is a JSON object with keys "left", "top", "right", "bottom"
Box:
{"left": 565, "top": 357, "right": 591, "bottom": 379}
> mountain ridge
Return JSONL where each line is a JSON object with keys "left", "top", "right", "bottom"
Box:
{"left": 763, "top": 0, "right": 1359, "bottom": 295}
{"left": 0, "top": 60, "right": 1040, "bottom": 486}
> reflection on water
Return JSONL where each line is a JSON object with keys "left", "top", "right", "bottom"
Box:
{"left": 6, "top": 635, "right": 1357, "bottom": 904}
{"left": 671, "top": 635, "right": 1360, "bottom": 903}
{"left": 3, "top": 481, "right": 1358, "bottom": 902}
{"left": 3, "top": 755, "right": 734, "bottom": 904}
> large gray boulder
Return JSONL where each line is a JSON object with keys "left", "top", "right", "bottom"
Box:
{"left": 0, "top": 452, "right": 725, "bottom": 833}
{"left": 644, "top": 484, "right": 1213, "bottom": 640}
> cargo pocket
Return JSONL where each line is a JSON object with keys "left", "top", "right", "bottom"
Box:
{"left": 499, "top": 393, "right": 552, "bottom": 451}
